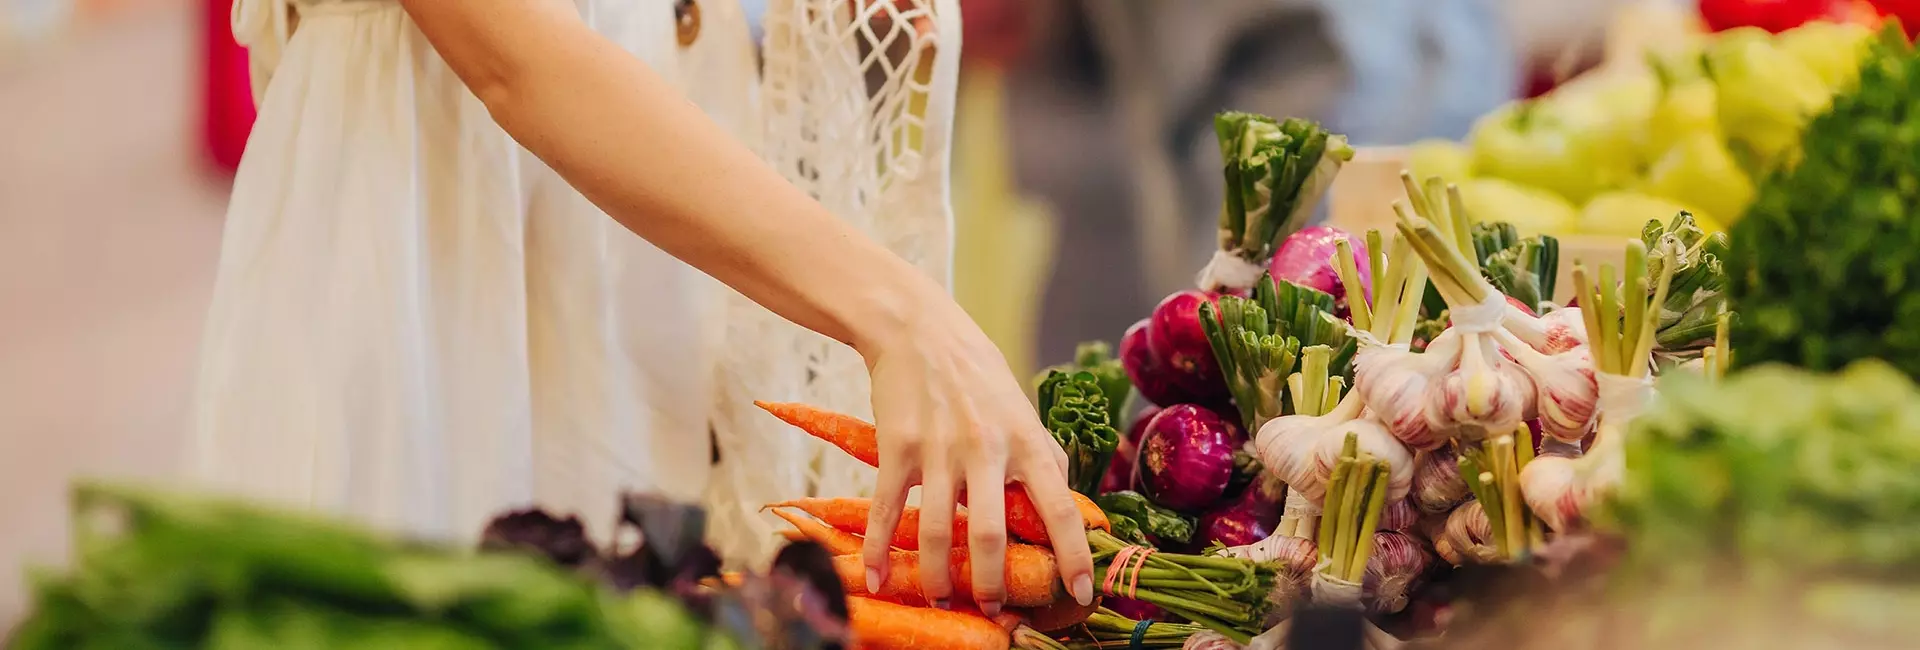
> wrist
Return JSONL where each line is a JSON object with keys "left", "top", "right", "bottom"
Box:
{"left": 844, "top": 267, "right": 948, "bottom": 363}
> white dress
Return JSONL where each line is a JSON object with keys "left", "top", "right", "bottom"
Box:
{"left": 195, "top": 0, "right": 960, "bottom": 563}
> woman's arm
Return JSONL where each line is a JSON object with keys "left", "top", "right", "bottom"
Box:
{"left": 398, "top": 0, "right": 927, "bottom": 355}
{"left": 397, "top": 0, "right": 1099, "bottom": 613}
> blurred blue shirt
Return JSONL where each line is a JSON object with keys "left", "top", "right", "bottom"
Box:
{"left": 1318, "top": 0, "right": 1519, "bottom": 144}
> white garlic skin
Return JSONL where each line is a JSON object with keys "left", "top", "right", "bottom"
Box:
{"left": 1438, "top": 500, "right": 1500, "bottom": 566}
{"left": 1519, "top": 455, "right": 1586, "bottom": 532}
{"left": 1254, "top": 412, "right": 1333, "bottom": 501}
{"left": 1424, "top": 336, "right": 1532, "bottom": 439}
{"left": 1505, "top": 305, "right": 1588, "bottom": 354}
{"left": 1309, "top": 416, "right": 1415, "bottom": 501}
{"left": 1355, "top": 336, "right": 1457, "bottom": 450}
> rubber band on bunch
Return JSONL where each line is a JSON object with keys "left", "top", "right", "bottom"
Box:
{"left": 1101, "top": 545, "right": 1157, "bottom": 599}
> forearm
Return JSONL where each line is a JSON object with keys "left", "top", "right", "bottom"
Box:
{"left": 401, "top": 0, "right": 938, "bottom": 354}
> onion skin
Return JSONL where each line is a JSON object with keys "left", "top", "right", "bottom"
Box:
{"left": 1194, "top": 482, "right": 1281, "bottom": 549}
{"left": 1121, "top": 320, "right": 1197, "bottom": 408}
{"left": 1269, "top": 226, "right": 1373, "bottom": 316}
{"left": 1133, "top": 405, "right": 1246, "bottom": 512}
{"left": 1146, "top": 291, "right": 1228, "bottom": 400}
{"left": 1100, "top": 406, "right": 1163, "bottom": 493}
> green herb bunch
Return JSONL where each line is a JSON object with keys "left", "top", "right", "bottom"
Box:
{"left": 1728, "top": 26, "right": 1920, "bottom": 378}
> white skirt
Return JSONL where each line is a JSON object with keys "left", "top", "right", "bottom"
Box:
{"left": 192, "top": 0, "right": 731, "bottom": 541}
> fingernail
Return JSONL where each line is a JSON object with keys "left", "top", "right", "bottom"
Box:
{"left": 1071, "top": 574, "right": 1095, "bottom": 606}
{"left": 980, "top": 600, "right": 1002, "bottom": 617}
{"left": 865, "top": 568, "right": 880, "bottom": 594}
{"left": 932, "top": 598, "right": 950, "bottom": 610}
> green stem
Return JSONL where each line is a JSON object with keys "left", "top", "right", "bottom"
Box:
{"left": 1622, "top": 241, "right": 1648, "bottom": 373}
{"left": 1367, "top": 229, "right": 1386, "bottom": 308}
{"left": 1446, "top": 184, "right": 1474, "bottom": 260}
{"left": 1331, "top": 454, "right": 1370, "bottom": 575}
{"left": 1494, "top": 436, "right": 1526, "bottom": 556}
{"left": 1318, "top": 456, "right": 1353, "bottom": 558}
{"left": 1346, "top": 462, "right": 1390, "bottom": 582}
{"left": 1335, "top": 238, "right": 1373, "bottom": 332}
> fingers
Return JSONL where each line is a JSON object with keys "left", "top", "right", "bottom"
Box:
{"left": 916, "top": 464, "right": 960, "bottom": 609}
{"left": 963, "top": 462, "right": 1009, "bottom": 616}
{"left": 1052, "top": 445, "right": 1070, "bottom": 476}
{"left": 1017, "top": 454, "right": 1096, "bottom": 606}
{"left": 863, "top": 457, "right": 913, "bottom": 594}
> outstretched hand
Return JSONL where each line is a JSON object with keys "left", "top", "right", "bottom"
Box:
{"left": 857, "top": 295, "right": 1096, "bottom": 617}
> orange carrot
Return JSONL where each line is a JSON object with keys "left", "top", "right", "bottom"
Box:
{"left": 848, "top": 596, "right": 1011, "bottom": 650}
{"left": 756, "top": 402, "right": 1113, "bottom": 542}
{"left": 779, "top": 529, "right": 809, "bottom": 543}
{"left": 756, "top": 400, "right": 882, "bottom": 466}
{"left": 770, "top": 498, "right": 971, "bottom": 550}
{"left": 1016, "top": 596, "right": 1101, "bottom": 633}
{"left": 770, "top": 508, "right": 867, "bottom": 556}
{"left": 965, "top": 485, "right": 1113, "bottom": 546}
{"left": 834, "top": 545, "right": 1067, "bottom": 607}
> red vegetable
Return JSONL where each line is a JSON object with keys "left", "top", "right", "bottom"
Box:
{"left": 1146, "top": 291, "right": 1229, "bottom": 400}
{"left": 1133, "top": 405, "right": 1246, "bottom": 512}
{"left": 1121, "top": 320, "right": 1197, "bottom": 408}
{"left": 1699, "top": 0, "right": 1875, "bottom": 33}
{"left": 1269, "top": 226, "right": 1372, "bottom": 316}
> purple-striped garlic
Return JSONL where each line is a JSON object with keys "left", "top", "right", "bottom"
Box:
{"left": 1363, "top": 531, "right": 1436, "bottom": 614}
{"left": 1411, "top": 447, "right": 1471, "bottom": 514}
{"left": 1494, "top": 329, "right": 1598, "bottom": 442}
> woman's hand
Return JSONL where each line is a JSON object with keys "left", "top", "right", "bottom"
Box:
{"left": 397, "top": 2, "right": 1089, "bottom": 609}
{"left": 856, "top": 292, "right": 1096, "bottom": 617}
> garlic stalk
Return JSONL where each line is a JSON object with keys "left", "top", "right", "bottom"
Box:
{"left": 1456, "top": 427, "right": 1545, "bottom": 562}
{"left": 1308, "top": 434, "right": 1394, "bottom": 608}
{"left": 1520, "top": 244, "right": 1674, "bottom": 533}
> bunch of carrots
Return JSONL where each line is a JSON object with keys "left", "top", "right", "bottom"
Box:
{"left": 756, "top": 402, "right": 1277, "bottom": 648}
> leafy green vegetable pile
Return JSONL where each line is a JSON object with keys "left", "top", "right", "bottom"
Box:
{"left": 1728, "top": 25, "right": 1920, "bottom": 379}
{"left": 8, "top": 484, "right": 843, "bottom": 650}
{"left": 1610, "top": 360, "right": 1920, "bottom": 577}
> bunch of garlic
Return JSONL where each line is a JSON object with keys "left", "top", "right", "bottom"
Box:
{"left": 1255, "top": 346, "right": 1412, "bottom": 538}
{"left": 1520, "top": 243, "right": 1675, "bottom": 533}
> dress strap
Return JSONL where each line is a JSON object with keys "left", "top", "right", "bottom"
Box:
{"left": 231, "top": 0, "right": 292, "bottom": 104}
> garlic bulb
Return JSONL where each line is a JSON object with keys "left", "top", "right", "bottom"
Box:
{"left": 1254, "top": 394, "right": 1366, "bottom": 502}
{"left": 1518, "top": 455, "right": 1586, "bottom": 532}
{"left": 1309, "top": 417, "right": 1414, "bottom": 501}
{"left": 1411, "top": 447, "right": 1470, "bottom": 514}
{"left": 1378, "top": 497, "right": 1419, "bottom": 532}
{"left": 1354, "top": 334, "right": 1458, "bottom": 449}
{"left": 1422, "top": 329, "right": 1533, "bottom": 440}
{"left": 1505, "top": 305, "right": 1588, "bottom": 354}
{"left": 1218, "top": 532, "right": 1318, "bottom": 620}
{"left": 1362, "top": 531, "right": 1434, "bottom": 614}
{"left": 1436, "top": 500, "right": 1499, "bottom": 566}
{"left": 1495, "top": 329, "right": 1598, "bottom": 442}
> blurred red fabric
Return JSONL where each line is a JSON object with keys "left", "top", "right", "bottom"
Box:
{"left": 202, "top": 0, "right": 254, "bottom": 176}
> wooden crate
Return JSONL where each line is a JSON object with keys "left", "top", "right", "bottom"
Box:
{"left": 1326, "top": 146, "right": 1633, "bottom": 306}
